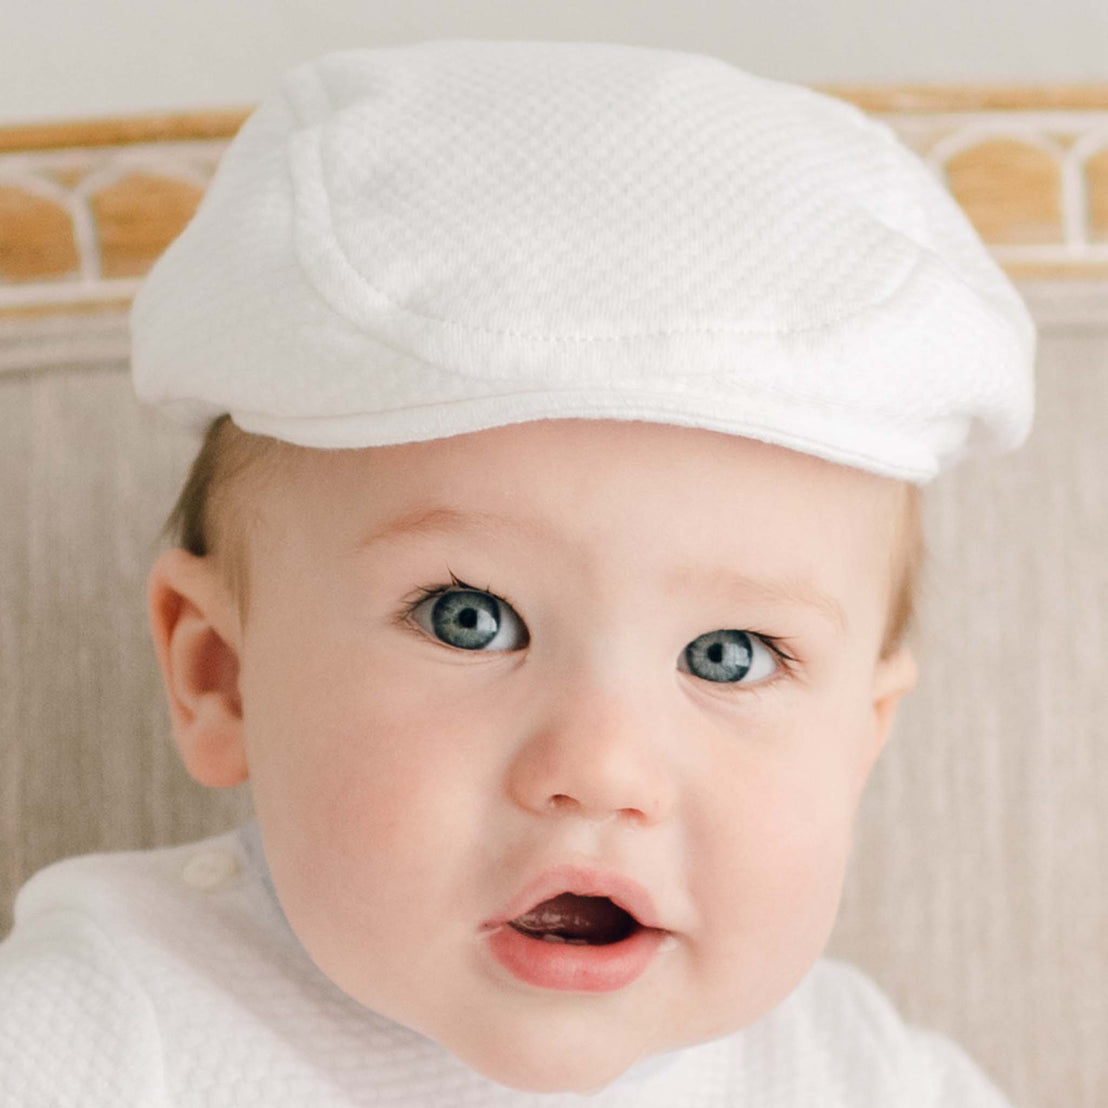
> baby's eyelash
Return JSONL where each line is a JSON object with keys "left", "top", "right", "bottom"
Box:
{"left": 393, "top": 570, "right": 496, "bottom": 631}
{"left": 399, "top": 571, "right": 488, "bottom": 613}
{"left": 754, "top": 635, "right": 798, "bottom": 673}
{"left": 395, "top": 572, "right": 801, "bottom": 678}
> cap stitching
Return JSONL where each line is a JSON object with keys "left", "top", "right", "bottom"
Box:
{"left": 294, "top": 67, "right": 937, "bottom": 345}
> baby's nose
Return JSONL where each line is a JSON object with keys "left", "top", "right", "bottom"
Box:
{"left": 503, "top": 685, "right": 677, "bottom": 826}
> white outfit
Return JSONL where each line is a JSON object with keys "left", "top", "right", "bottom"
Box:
{"left": 0, "top": 824, "right": 1011, "bottom": 1107}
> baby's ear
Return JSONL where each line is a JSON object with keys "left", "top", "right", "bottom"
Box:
{"left": 858, "top": 644, "right": 919, "bottom": 785}
{"left": 146, "top": 548, "right": 247, "bottom": 788}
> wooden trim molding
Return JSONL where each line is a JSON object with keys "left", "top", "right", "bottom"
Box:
{"left": 822, "top": 84, "right": 1108, "bottom": 112}
{"left": 3, "top": 88, "right": 1108, "bottom": 319}
{"left": 0, "top": 110, "right": 252, "bottom": 154}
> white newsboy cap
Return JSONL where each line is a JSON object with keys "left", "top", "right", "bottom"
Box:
{"left": 131, "top": 40, "right": 1035, "bottom": 483}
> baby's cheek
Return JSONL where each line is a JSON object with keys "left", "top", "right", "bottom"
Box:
{"left": 688, "top": 767, "right": 854, "bottom": 1021}
{"left": 284, "top": 691, "right": 477, "bottom": 878}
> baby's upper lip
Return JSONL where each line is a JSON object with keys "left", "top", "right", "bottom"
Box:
{"left": 482, "top": 862, "right": 666, "bottom": 933}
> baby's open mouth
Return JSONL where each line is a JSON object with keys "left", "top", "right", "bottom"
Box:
{"left": 487, "top": 877, "right": 670, "bottom": 990}
{"left": 507, "top": 892, "right": 641, "bottom": 945}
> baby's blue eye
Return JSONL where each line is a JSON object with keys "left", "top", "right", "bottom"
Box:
{"left": 410, "top": 589, "right": 529, "bottom": 651}
{"left": 407, "top": 585, "right": 782, "bottom": 687}
{"left": 679, "top": 629, "right": 778, "bottom": 685}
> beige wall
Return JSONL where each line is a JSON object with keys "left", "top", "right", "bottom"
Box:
{"left": 2, "top": 0, "right": 1107, "bottom": 125}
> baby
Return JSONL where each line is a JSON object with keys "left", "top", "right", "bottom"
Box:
{"left": 0, "top": 41, "right": 1033, "bottom": 1105}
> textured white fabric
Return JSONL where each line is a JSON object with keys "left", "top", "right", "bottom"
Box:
{"left": 130, "top": 40, "right": 1035, "bottom": 483}
{"left": 0, "top": 825, "right": 1013, "bottom": 1106}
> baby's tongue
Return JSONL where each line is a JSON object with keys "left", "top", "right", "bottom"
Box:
{"left": 510, "top": 892, "right": 636, "bottom": 942}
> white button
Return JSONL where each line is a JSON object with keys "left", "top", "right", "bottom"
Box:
{"left": 182, "top": 848, "right": 241, "bottom": 891}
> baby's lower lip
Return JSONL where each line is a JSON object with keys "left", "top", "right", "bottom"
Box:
{"left": 486, "top": 923, "right": 670, "bottom": 992}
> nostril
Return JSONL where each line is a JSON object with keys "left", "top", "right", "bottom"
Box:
{"left": 544, "top": 794, "right": 649, "bottom": 825}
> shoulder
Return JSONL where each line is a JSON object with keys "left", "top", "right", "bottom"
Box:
{"left": 0, "top": 910, "right": 170, "bottom": 1103}
{"left": 3, "top": 825, "right": 286, "bottom": 978}
{"left": 740, "top": 957, "right": 1014, "bottom": 1107}
{"left": 9, "top": 826, "right": 247, "bottom": 921}
{"left": 0, "top": 825, "right": 395, "bottom": 1101}
{"left": 5, "top": 825, "right": 282, "bottom": 961}
{"left": 0, "top": 827, "right": 264, "bottom": 1105}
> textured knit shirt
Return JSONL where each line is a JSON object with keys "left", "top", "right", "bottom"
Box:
{"left": 0, "top": 824, "right": 1014, "bottom": 1106}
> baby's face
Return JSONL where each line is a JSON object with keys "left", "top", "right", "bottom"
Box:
{"left": 212, "top": 419, "right": 914, "bottom": 1092}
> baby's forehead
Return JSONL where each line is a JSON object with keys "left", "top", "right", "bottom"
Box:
{"left": 280, "top": 420, "right": 905, "bottom": 571}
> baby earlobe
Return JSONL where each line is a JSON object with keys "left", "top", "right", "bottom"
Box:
{"left": 857, "top": 646, "right": 919, "bottom": 787}
{"left": 146, "top": 548, "right": 249, "bottom": 788}
{"left": 873, "top": 645, "right": 919, "bottom": 709}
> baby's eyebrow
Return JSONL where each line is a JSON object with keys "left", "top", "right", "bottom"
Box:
{"left": 359, "top": 505, "right": 551, "bottom": 549}
{"left": 665, "top": 565, "right": 847, "bottom": 635}
{"left": 359, "top": 505, "right": 846, "bottom": 634}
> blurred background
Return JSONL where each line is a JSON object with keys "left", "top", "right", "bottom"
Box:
{"left": 2, "top": 0, "right": 1108, "bottom": 123}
